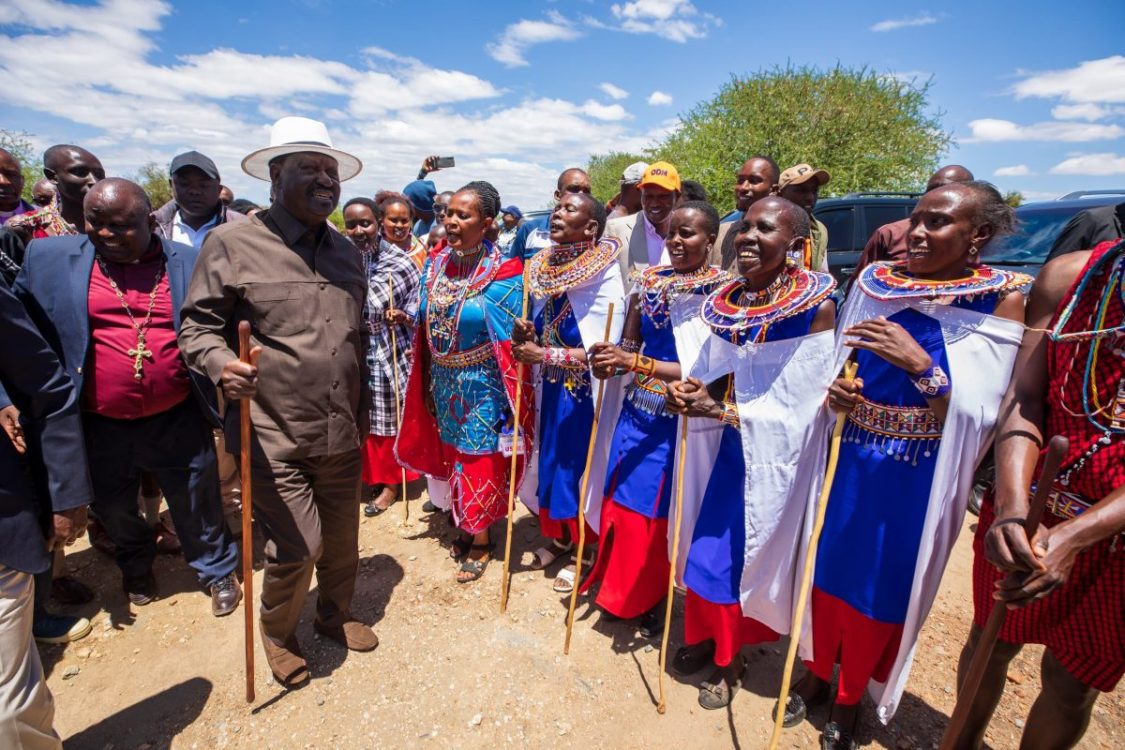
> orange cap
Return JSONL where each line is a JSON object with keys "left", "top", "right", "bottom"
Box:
{"left": 638, "top": 161, "right": 681, "bottom": 192}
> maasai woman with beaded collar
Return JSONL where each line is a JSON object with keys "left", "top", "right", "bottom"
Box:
{"left": 395, "top": 181, "right": 533, "bottom": 583}
{"left": 953, "top": 238, "right": 1125, "bottom": 750}
{"left": 782, "top": 182, "right": 1030, "bottom": 750}
{"left": 580, "top": 201, "right": 732, "bottom": 635}
{"left": 665, "top": 197, "right": 837, "bottom": 710}
{"left": 511, "top": 193, "right": 625, "bottom": 592}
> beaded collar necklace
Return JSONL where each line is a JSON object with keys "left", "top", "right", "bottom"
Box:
{"left": 425, "top": 242, "right": 501, "bottom": 357}
{"left": 634, "top": 264, "right": 731, "bottom": 328}
{"left": 858, "top": 261, "right": 1031, "bottom": 301}
{"left": 701, "top": 263, "right": 836, "bottom": 333}
{"left": 526, "top": 237, "right": 621, "bottom": 298}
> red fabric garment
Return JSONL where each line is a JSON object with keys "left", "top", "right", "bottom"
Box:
{"left": 361, "top": 434, "right": 420, "bottom": 485}
{"left": 536, "top": 507, "right": 597, "bottom": 543}
{"left": 684, "top": 589, "right": 778, "bottom": 667}
{"left": 856, "top": 218, "right": 911, "bottom": 274}
{"left": 82, "top": 251, "right": 192, "bottom": 419}
{"left": 449, "top": 451, "right": 509, "bottom": 535}
{"left": 973, "top": 499, "right": 1125, "bottom": 691}
{"left": 804, "top": 587, "right": 904, "bottom": 706}
{"left": 580, "top": 497, "right": 669, "bottom": 619}
{"left": 971, "top": 240, "right": 1125, "bottom": 691}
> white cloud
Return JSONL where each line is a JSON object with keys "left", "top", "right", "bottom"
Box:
{"left": 965, "top": 118, "right": 1125, "bottom": 142}
{"left": 485, "top": 12, "right": 581, "bottom": 67}
{"left": 1051, "top": 103, "right": 1113, "bottom": 121}
{"left": 599, "top": 82, "right": 629, "bottom": 100}
{"left": 870, "top": 14, "right": 938, "bottom": 32}
{"left": 993, "top": 165, "right": 1032, "bottom": 177}
{"left": 1049, "top": 153, "right": 1125, "bottom": 176}
{"left": 883, "top": 70, "right": 931, "bottom": 86}
{"left": 0, "top": 0, "right": 676, "bottom": 208}
{"left": 605, "top": 0, "right": 720, "bottom": 42}
{"left": 648, "top": 91, "right": 673, "bottom": 106}
{"left": 1014, "top": 55, "right": 1125, "bottom": 104}
{"left": 580, "top": 100, "right": 630, "bottom": 121}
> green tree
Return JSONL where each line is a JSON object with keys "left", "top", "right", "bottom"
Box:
{"left": 133, "top": 161, "right": 173, "bottom": 208}
{"left": 586, "top": 151, "right": 648, "bottom": 204}
{"left": 328, "top": 208, "right": 345, "bottom": 231}
{"left": 0, "top": 129, "right": 42, "bottom": 202}
{"left": 1003, "top": 190, "right": 1023, "bottom": 208}
{"left": 652, "top": 65, "right": 952, "bottom": 214}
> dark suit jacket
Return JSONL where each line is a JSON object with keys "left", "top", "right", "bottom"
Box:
{"left": 11, "top": 234, "right": 220, "bottom": 426}
{"left": 0, "top": 284, "right": 93, "bottom": 574}
{"left": 1046, "top": 202, "right": 1125, "bottom": 263}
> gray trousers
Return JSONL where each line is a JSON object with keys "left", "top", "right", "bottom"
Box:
{"left": 0, "top": 566, "right": 60, "bottom": 750}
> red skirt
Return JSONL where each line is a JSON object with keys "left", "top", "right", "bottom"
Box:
{"left": 537, "top": 507, "right": 596, "bottom": 544}
{"left": 684, "top": 589, "right": 778, "bottom": 667}
{"left": 973, "top": 500, "right": 1125, "bottom": 692}
{"left": 362, "top": 434, "right": 421, "bottom": 486}
{"left": 804, "top": 587, "right": 904, "bottom": 706}
{"left": 579, "top": 498, "right": 669, "bottom": 619}
{"left": 449, "top": 451, "right": 510, "bottom": 535}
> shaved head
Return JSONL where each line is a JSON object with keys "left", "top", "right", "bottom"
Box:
{"left": 43, "top": 144, "right": 98, "bottom": 173}
{"left": 755, "top": 195, "right": 810, "bottom": 239}
{"left": 86, "top": 177, "right": 152, "bottom": 217}
{"left": 926, "top": 164, "right": 974, "bottom": 193}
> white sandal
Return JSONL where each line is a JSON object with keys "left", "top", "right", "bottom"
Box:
{"left": 552, "top": 565, "right": 576, "bottom": 593}
{"left": 529, "top": 541, "right": 573, "bottom": 571}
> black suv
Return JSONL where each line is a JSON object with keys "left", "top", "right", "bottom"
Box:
{"left": 812, "top": 193, "right": 920, "bottom": 284}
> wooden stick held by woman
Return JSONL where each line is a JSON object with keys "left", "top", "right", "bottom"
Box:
{"left": 656, "top": 415, "right": 691, "bottom": 714}
{"left": 500, "top": 278, "right": 531, "bottom": 613}
{"left": 563, "top": 302, "right": 616, "bottom": 653}
{"left": 767, "top": 359, "right": 858, "bottom": 749}
{"left": 938, "top": 434, "right": 1069, "bottom": 750}
{"left": 237, "top": 320, "right": 255, "bottom": 704}
{"left": 388, "top": 279, "right": 409, "bottom": 523}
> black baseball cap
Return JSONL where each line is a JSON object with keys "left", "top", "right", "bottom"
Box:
{"left": 169, "top": 151, "right": 220, "bottom": 180}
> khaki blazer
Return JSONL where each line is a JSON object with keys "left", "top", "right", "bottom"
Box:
{"left": 604, "top": 213, "right": 653, "bottom": 287}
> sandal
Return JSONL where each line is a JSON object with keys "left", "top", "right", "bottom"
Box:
{"left": 773, "top": 673, "right": 831, "bottom": 728}
{"left": 552, "top": 565, "right": 576, "bottom": 593}
{"left": 698, "top": 655, "right": 745, "bottom": 710}
{"left": 456, "top": 544, "right": 492, "bottom": 583}
{"left": 529, "top": 540, "right": 573, "bottom": 571}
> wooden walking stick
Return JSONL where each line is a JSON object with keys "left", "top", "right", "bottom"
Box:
{"left": 237, "top": 320, "right": 255, "bottom": 704}
{"left": 938, "top": 434, "right": 1069, "bottom": 750}
{"left": 563, "top": 302, "right": 616, "bottom": 653}
{"left": 767, "top": 359, "right": 858, "bottom": 750}
{"left": 500, "top": 279, "right": 532, "bottom": 613}
{"left": 656, "top": 414, "right": 691, "bottom": 714}
{"left": 387, "top": 279, "right": 409, "bottom": 523}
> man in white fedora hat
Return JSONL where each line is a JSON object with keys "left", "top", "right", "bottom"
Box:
{"left": 180, "top": 116, "right": 375, "bottom": 688}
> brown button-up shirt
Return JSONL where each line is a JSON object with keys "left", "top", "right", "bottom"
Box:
{"left": 179, "top": 203, "right": 368, "bottom": 460}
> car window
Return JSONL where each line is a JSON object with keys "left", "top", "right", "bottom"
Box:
{"left": 861, "top": 204, "right": 913, "bottom": 241}
{"left": 981, "top": 206, "right": 1082, "bottom": 265}
{"left": 817, "top": 208, "right": 855, "bottom": 252}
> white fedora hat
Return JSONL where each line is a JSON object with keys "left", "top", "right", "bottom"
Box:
{"left": 241, "top": 116, "right": 362, "bottom": 182}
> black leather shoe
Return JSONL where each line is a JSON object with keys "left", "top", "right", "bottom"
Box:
{"left": 820, "top": 721, "right": 857, "bottom": 750}
{"left": 210, "top": 573, "right": 242, "bottom": 617}
{"left": 124, "top": 573, "right": 157, "bottom": 606}
{"left": 638, "top": 604, "right": 665, "bottom": 638}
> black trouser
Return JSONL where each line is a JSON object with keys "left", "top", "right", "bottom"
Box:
{"left": 82, "top": 398, "right": 238, "bottom": 588}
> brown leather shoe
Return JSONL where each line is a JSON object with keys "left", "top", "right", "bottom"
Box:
{"left": 209, "top": 573, "right": 242, "bottom": 617}
{"left": 259, "top": 622, "right": 309, "bottom": 689}
{"left": 313, "top": 620, "right": 379, "bottom": 652}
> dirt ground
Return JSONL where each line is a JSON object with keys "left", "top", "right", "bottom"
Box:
{"left": 42, "top": 486, "right": 1122, "bottom": 750}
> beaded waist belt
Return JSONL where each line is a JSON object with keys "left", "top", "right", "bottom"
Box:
{"left": 432, "top": 342, "right": 493, "bottom": 368}
{"left": 1031, "top": 484, "right": 1098, "bottom": 523}
{"left": 843, "top": 400, "right": 942, "bottom": 465}
{"left": 625, "top": 373, "right": 670, "bottom": 416}
{"left": 847, "top": 400, "right": 942, "bottom": 439}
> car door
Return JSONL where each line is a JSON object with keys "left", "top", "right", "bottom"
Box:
{"left": 816, "top": 206, "right": 856, "bottom": 284}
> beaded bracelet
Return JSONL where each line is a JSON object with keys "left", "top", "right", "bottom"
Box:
{"left": 629, "top": 352, "right": 657, "bottom": 377}
{"left": 910, "top": 364, "right": 951, "bottom": 398}
{"left": 544, "top": 347, "right": 583, "bottom": 369}
{"left": 621, "top": 338, "right": 641, "bottom": 354}
{"left": 718, "top": 401, "right": 740, "bottom": 428}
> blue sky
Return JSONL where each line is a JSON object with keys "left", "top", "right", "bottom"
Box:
{"left": 1, "top": 0, "right": 1122, "bottom": 208}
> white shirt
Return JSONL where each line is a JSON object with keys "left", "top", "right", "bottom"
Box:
{"left": 171, "top": 211, "right": 219, "bottom": 249}
{"left": 642, "top": 212, "right": 666, "bottom": 266}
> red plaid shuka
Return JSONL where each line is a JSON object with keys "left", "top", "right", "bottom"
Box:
{"left": 973, "top": 240, "right": 1125, "bottom": 692}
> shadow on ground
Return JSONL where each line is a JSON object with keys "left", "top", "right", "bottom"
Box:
{"left": 63, "top": 676, "right": 212, "bottom": 750}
